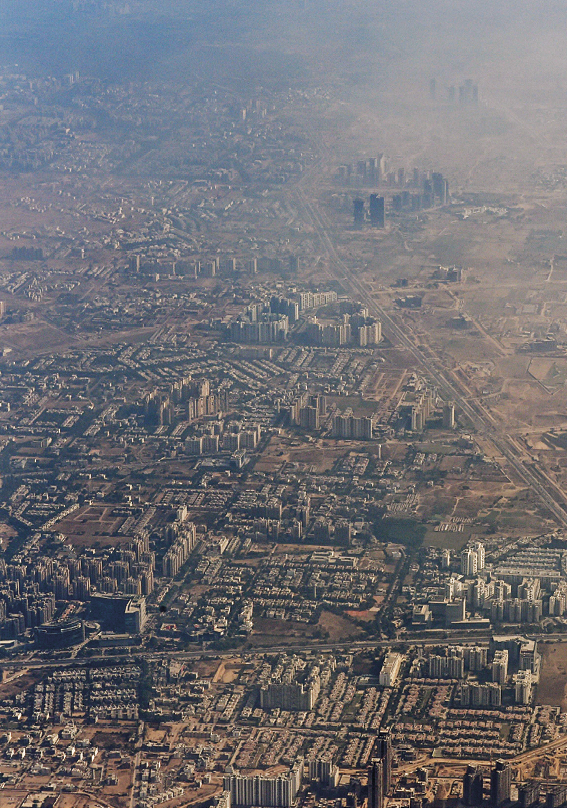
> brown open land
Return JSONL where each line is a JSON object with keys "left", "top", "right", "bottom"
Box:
{"left": 538, "top": 643, "right": 567, "bottom": 711}
{"left": 91, "top": 729, "right": 133, "bottom": 749}
{"left": 0, "top": 669, "right": 42, "bottom": 699}
{"left": 213, "top": 659, "right": 243, "bottom": 683}
{"left": 248, "top": 617, "right": 315, "bottom": 646}
{"left": 0, "top": 521, "right": 19, "bottom": 553}
{"left": 248, "top": 611, "right": 364, "bottom": 646}
{"left": 256, "top": 435, "right": 346, "bottom": 473}
{"left": 317, "top": 610, "right": 365, "bottom": 640}
{"left": 0, "top": 320, "right": 76, "bottom": 355}
{"left": 346, "top": 606, "right": 380, "bottom": 623}
{"left": 56, "top": 795, "right": 98, "bottom": 808}
{"left": 327, "top": 395, "right": 379, "bottom": 417}
{"left": 54, "top": 505, "right": 130, "bottom": 549}
{"left": 189, "top": 659, "right": 222, "bottom": 679}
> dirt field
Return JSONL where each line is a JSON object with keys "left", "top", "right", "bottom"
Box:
{"left": 248, "top": 617, "right": 310, "bottom": 646}
{"left": 55, "top": 505, "right": 130, "bottom": 549}
{"left": 0, "top": 521, "right": 18, "bottom": 553}
{"left": 213, "top": 659, "right": 243, "bottom": 683}
{"left": 0, "top": 669, "right": 42, "bottom": 699}
{"left": 188, "top": 659, "right": 221, "bottom": 678}
{"left": 247, "top": 611, "right": 363, "bottom": 646}
{"left": 537, "top": 642, "right": 567, "bottom": 710}
{"left": 317, "top": 610, "right": 364, "bottom": 640}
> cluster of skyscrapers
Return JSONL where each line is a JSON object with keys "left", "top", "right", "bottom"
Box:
{"left": 399, "top": 386, "right": 437, "bottom": 432}
{"left": 332, "top": 413, "right": 374, "bottom": 440}
{"left": 298, "top": 290, "right": 338, "bottom": 310}
{"left": 353, "top": 194, "right": 386, "bottom": 229}
{"left": 0, "top": 534, "right": 155, "bottom": 644}
{"left": 391, "top": 171, "right": 449, "bottom": 212}
{"left": 259, "top": 659, "right": 322, "bottom": 711}
{"left": 228, "top": 292, "right": 342, "bottom": 345}
{"left": 459, "top": 680, "right": 503, "bottom": 707}
{"left": 461, "top": 542, "right": 486, "bottom": 576}
{"left": 228, "top": 312, "right": 290, "bottom": 344}
{"left": 462, "top": 760, "right": 511, "bottom": 807}
{"left": 259, "top": 677, "right": 321, "bottom": 711}
{"left": 308, "top": 758, "right": 339, "bottom": 789}
{"left": 429, "top": 78, "right": 479, "bottom": 105}
{"left": 162, "top": 521, "right": 197, "bottom": 578}
{"left": 351, "top": 168, "right": 450, "bottom": 227}
{"left": 305, "top": 315, "right": 382, "bottom": 347}
{"left": 338, "top": 154, "right": 387, "bottom": 186}
{"left": 288, "top": 393, "right": 327, "bottom": 431}
{"left": 145, "top": 377, "right": 229, "bottom": 428}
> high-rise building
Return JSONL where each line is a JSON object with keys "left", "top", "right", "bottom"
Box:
{"left": 518, "top": 781, "right": 540, "bottom": 808}
{"left": 463, "top": 766, "right": 484, "bottom": 806}
{"left": 460, "top": 542, "right": 484, "bottom": 577}
{"left": 332, "top": 414, "right": 373, "bottom": 440}
{"left": 546, "top": 784, "right": 567, "bottom": 808}
{"left": 379, "top": 652, "right": 403, "bottom": 687}
{"left": 369, "top": 194, "right": 385, "bottom": 228}
{"left": 515, "top": 670, "right": 533, "bottom": 704}
{"left": 432, "top": 172, "right": 446, "bottom": 204}
{"left": 353, "top": 199, "right": 365, "bottom": 228}
{"left": 464, "top": 646, "right": 488, "bottom": 672}
{"left": 299, "top": 406, "right": 319, "bottom": 430}
{"left": 392, "top": 194, "right": 403, "bottom": 212}
{"left": 224, "top": 763, "right": 303, "bottom": 808}
{"left": 472, "top": 541, "right": 485, "bottom": 570}
{"left": 368, "top": 759, "right": 384, "bottom": 808}
{"left": 375, "top": 729, "right": 392, "bottom": 795}
{"left": 428, "top": 649, "right": 465, "bottom": 679}
{"left": 377, "top": 154, "right": 387, "bottom": 183}
{"left": 141, "top": 568, "right": 154, "bottom": 595}
{"left": 460, "top": 548, "right": 478, "bottom": 577}
{"left": 75, "top": 576, "right": 91, "bottom": 601}
{"left": 54, "top": 574, "right": 70, "bottom": 601}
{"left": 473, "top": 577, "right": 486, "bottom": 608}
{"left": 260, "top": 676, "right": 320, "bottom": 711}
{"left": 309, "top": 757, "right": 338, "bottom": 788}
{"left": 89, "top": 594, "right": 146, "bottom": 634}
{"left": 443, "top": 402, "right": 456, "bottom": 429}
{"left": 492, "top": 650, "right": 508, "bottom": 684}
{"left": 357, "top": 160, "right": 367, "bottom": 183}
{"left": 459, "top": 79, "right": 479, "bottom": 106}
{"left": 490, "top": 760, "right": 511, "bottom": 807}
{"left": 335, "top": 521, "right": 352, "bottom": 546}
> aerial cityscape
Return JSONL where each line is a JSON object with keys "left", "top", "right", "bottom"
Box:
{"left": 1, "top": 2, "right": 567, "bottom": 808}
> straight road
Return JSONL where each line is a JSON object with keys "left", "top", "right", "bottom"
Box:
{"left": 0, "top": 633, "right": 497, "bottom": 672}
{"left": 291, "top": 182, "right": 567, "bottom": 530}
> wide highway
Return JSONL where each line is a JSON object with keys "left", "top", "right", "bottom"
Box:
{"left": 291, "top": 181, "right": 567, "bottom": 531}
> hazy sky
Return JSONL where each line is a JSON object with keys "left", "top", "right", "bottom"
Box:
{"left": 0, "top": 0, "right": 565, "bottom": 93}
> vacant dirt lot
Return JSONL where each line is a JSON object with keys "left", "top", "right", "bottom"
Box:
{"left": 318, "top": 610, "right": 364, "bottom": 640}
{"left": 538, "top": 642, "right": 567, "bottom": 710}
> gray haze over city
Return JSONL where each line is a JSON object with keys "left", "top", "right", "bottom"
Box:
{"left": 0, "top": 3, "right": 567, "bottom": 808}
